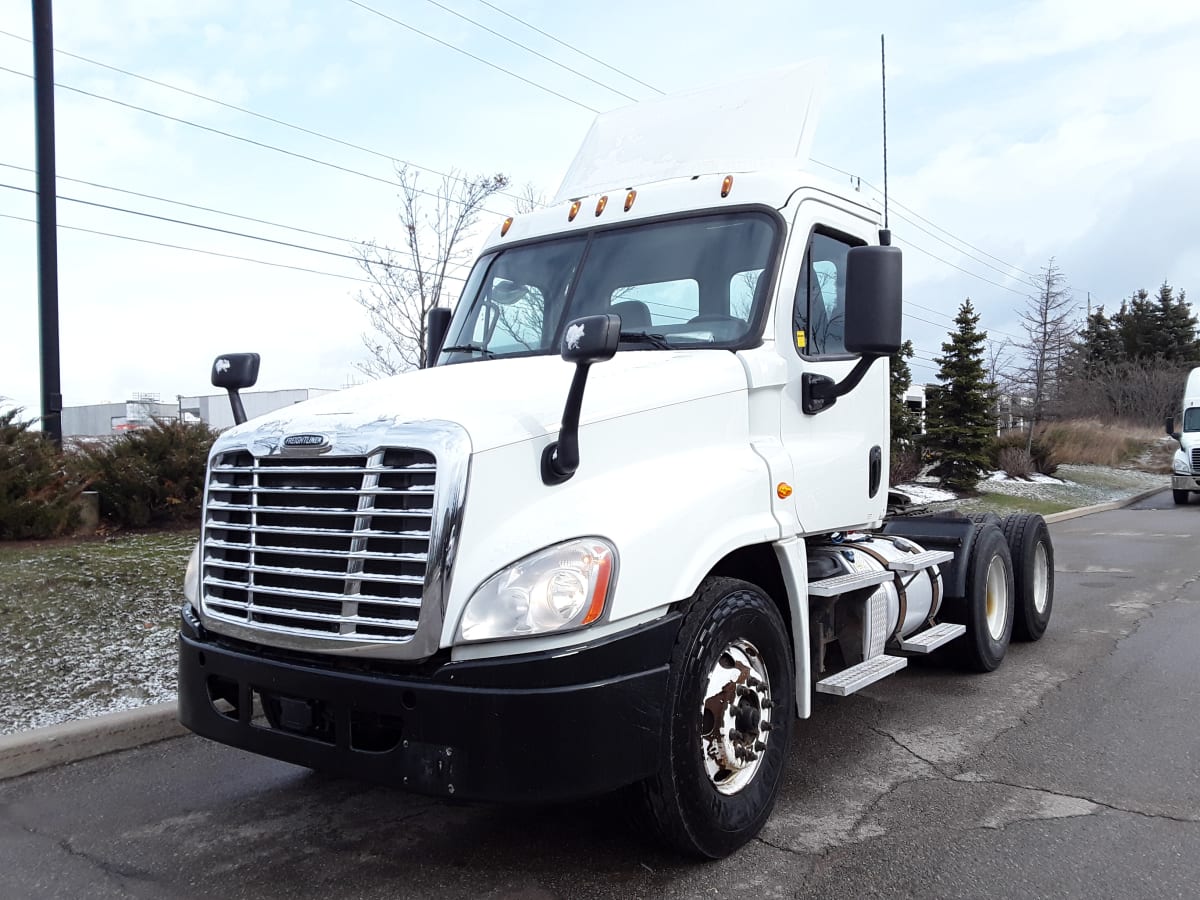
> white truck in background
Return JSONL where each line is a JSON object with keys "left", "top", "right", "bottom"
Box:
{"left": 1166, "top": 366, "right": 1200, "bottom": 504}
{"left": 177, "top": 69, "right": 1055, "bottom": 858}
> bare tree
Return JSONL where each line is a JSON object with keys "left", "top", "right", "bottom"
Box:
{"left": 355, "top": 166, "right": 509, "bottom": 375}
{"left": 986, "top": 337, "right": 1016, "bottom": 430}
{"left": 1015, "top": 258, "right": 1076, "bottom": 452}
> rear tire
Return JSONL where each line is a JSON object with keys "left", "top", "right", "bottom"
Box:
{"left": 1174, "top": 489, "right": 1189, "bottom": 505}
{"left": 943, "top": 524, "right": 1014, "bottom": 672}
{"left": 640, "top": 577, "right": 793, "bottom": 859}
{"left": 1002, "top": 514, "right": 1054, "bottom": 641}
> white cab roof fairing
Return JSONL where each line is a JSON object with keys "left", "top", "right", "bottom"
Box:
{"left": 553, "top": 61, "right": 827, "bottom": 204}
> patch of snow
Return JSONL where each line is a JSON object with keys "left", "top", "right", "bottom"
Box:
{"left": 1027, "top": 473, "right": 1066, "bottom": 484}
{"left": 894, "top": 483, "right": 956, "bottom": 503}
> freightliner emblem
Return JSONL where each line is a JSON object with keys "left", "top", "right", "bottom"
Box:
{"left": 282, "top": 433, "right": 329, "bottom": 449}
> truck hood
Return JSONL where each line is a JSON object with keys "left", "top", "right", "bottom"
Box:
{"left": 214, "top": 351, "right": 750, "bottom": 455}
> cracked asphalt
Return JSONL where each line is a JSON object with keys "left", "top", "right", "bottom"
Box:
{"left": 2, "top": 492, "right": 1198, "bottom": 899}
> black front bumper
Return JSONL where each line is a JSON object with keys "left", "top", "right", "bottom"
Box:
{"left": 178, "top": 608, "right": 678, "bottom": 803}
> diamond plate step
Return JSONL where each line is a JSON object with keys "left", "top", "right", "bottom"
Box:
{"left": 887, "top": 549, "right": 955, "bottom": 572}
{"left": 808, "top": 569, "right": 892, "bottom": 598}
{"left": 815, "top": 654, "right": 907, "bottom": 696}
{"left": 898, "top": 622, "right": 966, "bottom": 653}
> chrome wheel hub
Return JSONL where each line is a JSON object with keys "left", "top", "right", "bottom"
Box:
{"left": 700, "top": 638, "right": 772, "bottom": 795}
{"left": 985, "top": 555, "right": 1009, "bottom": 641}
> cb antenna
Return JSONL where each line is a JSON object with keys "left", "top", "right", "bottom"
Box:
{"left": 880, "top": 34, "right": 890, "bottom": 245}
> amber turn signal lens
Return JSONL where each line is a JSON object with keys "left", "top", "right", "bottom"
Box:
{"left": 777, "top": 482, "right": 793, "bottom": 499}
{"left": 568, "top": 200, "right": 582, "bottom": 221}
{"left": 721, "top": 175, "right": 734, "bottom": 198}
{"left": 595, "top": 195, "right": 608, "bottom": 216}
{"left": 624, "top": 190, "right": 637, "bottom": 211}
{"left": 501, "top": 217, "right": 513, "bottom": 236}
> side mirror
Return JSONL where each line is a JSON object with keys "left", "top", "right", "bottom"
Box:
{"left": 212, "top": 353, "right": 260, "bottom": 426}
{"left": 802, "top": 245, "right": 903, "bottom": 415}
{"left": 844, "top": 245, "right": 902, "bottom": 356}
{"left": 425, "top": 307, "right": 452, "bottom": 368}
{"left": 561, "top": 314, "right": 621, "bottom": 365}
{"left": 542, "top": 314, "right": 622, "bottom": 485}
{"left": 1166, "top": 415, "right": 1181, "bottom": 442}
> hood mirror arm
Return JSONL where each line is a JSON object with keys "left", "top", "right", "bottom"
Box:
{"left": 541, "top": 314, "right": 622, "bottom": 486}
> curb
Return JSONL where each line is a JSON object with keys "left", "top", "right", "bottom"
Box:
{"left": 1043, "top": 485, "right": 1167, "bottom": 524}
{"left": 0, "top": 485, "right": 1171, "bottom": 783}
{"left": 0, "top": 701, "right": 185, "bottom": 781}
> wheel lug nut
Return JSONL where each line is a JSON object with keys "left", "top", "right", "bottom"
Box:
{"left": 755, "top": 741, "right": 766, "bottom": 752}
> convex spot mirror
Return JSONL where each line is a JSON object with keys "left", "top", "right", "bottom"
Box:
{"left": 560, "top": 314, "right": 621, "bottom": 365}
{"left": 211, "top": 353, "right": 260, "bottom": 390}
{"left": 844, "top": 245, "right": 903, "bottom": 356}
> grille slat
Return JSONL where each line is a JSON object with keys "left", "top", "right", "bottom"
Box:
{"left": 201, "top": 448, "right": 435, "bottom": 642}
{"left": 1192, "top": 448, "right": 1200, "bottom": 472}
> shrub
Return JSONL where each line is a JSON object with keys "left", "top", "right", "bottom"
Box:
{"left": 989, "top": 429, "right": 1058, "bottom": 476}
{"left": 0, "top": 407, "right": 84, "bottom": 539}
{"left": 889, "top": 445, "right": 922, "bottom": 485}
{"left": 79, "top": 419, "right": 217, "bottom": 527}
{"left": 1036, "top": 419, "right": 1151, "bottom": 469}
{"left": 997, "top": 446, "right": 1033, "bottom": 478}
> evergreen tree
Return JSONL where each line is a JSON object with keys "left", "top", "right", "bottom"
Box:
{"left": 1111, "top": 289, "right": 1158, "bottom": 361}
{"left": 1154, "top": 281, "right": 1199, "bottom": 363}
{"left": 889, "top": 340, "right": 919, "bottom": 449}
{"left": 925, "top": 299, "right": 993, "bottom": 492}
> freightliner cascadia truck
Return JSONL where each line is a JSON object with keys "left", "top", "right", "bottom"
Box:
{"left": 178, "top": 68, "right": 1055, "bottom": 858}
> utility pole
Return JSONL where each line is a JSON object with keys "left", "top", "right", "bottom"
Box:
{"left": 33, "top": 0, "right": 62, "bottom": 446}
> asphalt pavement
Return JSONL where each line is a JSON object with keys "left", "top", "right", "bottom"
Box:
{"left": 2, "top": 491, "right": 1198, "bottom": 899}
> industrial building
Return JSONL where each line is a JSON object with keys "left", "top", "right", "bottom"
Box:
{"left": 61, "top": 388, "right": 335, "bottom": 438}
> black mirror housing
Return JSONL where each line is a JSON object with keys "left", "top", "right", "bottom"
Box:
{"left": 560, "top": 314, "right": 621, "bottom": 365}
{"left": 212, "top": 353, "right": 260, "bottom": 390}
{"left": 425, "top": 308, "right": 453, "bottom": 368}
{"left": 1166, "top": 415, "right": 1181, "bottom": 441}
{"left": 843, "top": 245, "right": 903, "bottom": 356}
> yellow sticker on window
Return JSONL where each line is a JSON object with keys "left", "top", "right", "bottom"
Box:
{"left": 796, "top": 329, "right": 806, "bottom": 349}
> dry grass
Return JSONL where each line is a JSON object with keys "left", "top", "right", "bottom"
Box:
{"left": 1034, "top": 419, "right": 1163, "bottom": 469}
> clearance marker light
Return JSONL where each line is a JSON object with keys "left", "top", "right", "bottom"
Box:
{"left": 500, "top": 216, "right": 513, "bottom": 236}
{"left": 721, "top": 175, "right": 734, "bottom": 198}
{"left": 777, "top": 482, "right": 793, "bottom": 500}
{"left": 568, "top": 200, "right": 582, "bottom": 221}
{"left": 624, "top": 190, "right": 637, "bottom": 211}
{"left": 595, "top": 195, "right": 608, "bottom": 216}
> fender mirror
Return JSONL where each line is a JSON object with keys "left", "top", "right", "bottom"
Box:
{"left": 211, "top": 353, "right": 260, "bottom": 425}
{"left": 542, "top": 314, "right": 621, "bottom": 484}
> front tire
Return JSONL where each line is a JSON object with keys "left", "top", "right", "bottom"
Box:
{"left": 1174, "top": 489, "right": 1189, "bottom": 505}
{"left": 640, "top": 577, "right": 794, "bottom": 859}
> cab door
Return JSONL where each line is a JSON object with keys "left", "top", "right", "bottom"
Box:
{"left": 775, "top": 199, "right": 890, "bottom": 535}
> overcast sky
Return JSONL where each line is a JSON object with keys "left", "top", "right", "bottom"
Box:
{"left": 2, "top": 0, "right": 1198, "bottom": 417}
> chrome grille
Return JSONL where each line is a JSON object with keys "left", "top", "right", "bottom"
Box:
{"left": 1192, "top": 448, "right": 1200, "bottom": 472}
{"left": 201, "top": 448, "right": 436, "bottom": 642}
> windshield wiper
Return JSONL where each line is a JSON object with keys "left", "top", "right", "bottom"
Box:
{"left": 618, "top": 331, "right": 672, "bottom": 350}
{"left": 440, "top": 343, "right": 496, "bottom": 358}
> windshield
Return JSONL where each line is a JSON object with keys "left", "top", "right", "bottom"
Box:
{"left": 1184, "top": 408, "right": 1200, "bottom": 432}
{"left": 439, "top": 212, "right": 779, "bottom": 362}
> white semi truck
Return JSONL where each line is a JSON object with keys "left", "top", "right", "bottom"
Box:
{"left": 177, "top": 71, "right": 1054, "bottom": 858}
{"left": 1166, "top": 366, "right": 1200, "bottom": 504}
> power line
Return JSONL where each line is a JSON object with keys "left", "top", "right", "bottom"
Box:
{"left": 0, "top": 65, "right": 513, "bottom": 219}
{"left": 0, "top": 162, "right": 463, "bottom": 271}
{"left": 892, "top": 231, "right": 1027, "bottom": 297}
{"left": 474, "top": 0, "right": 664, "bottom": 95}
{"left": 0, "top": 27, "right": 528, "bottom": 208}
{"left": 344, "top": 0, "right": 599, "bottom": 112}
{"left": 0, "top": 212, "right": 372, "bottom": 284}
{"left": 418, "top": 0, "right": 637, "bottom": 102}
{"left": 0, "top": 181, "right": 468, "bottom": 282}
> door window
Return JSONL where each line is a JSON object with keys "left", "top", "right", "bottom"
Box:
{"left": 793, "top": 231, "right": 858, "bottom": 356}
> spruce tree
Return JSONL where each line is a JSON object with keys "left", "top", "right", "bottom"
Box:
{"left": 889, "top": 340, "right": 919, "bottom": 449}
{"left": 925, "top": 299, "right": 993, "bottom": 492}
{"left": 1155, "top": 281, "right": 1199, "bottom": 363}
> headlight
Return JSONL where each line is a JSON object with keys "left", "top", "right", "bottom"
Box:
{"left": 183, "top": 541, "right": 201, "bottom": 608}
{"left": 456, "top": 538, "right": 616, "bottom": 643}
{"left": 1173, "top": 453, "right": 1191, "bottom": 474}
